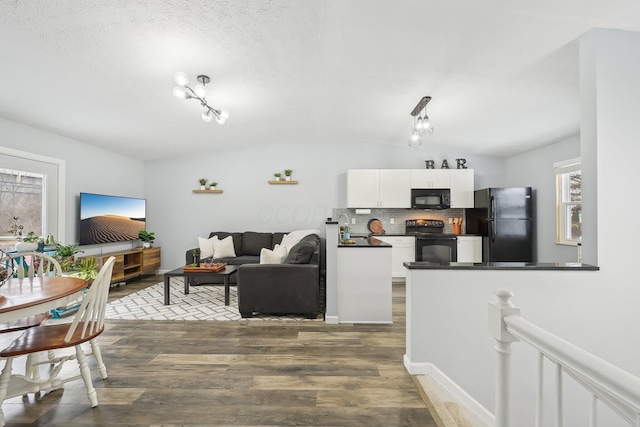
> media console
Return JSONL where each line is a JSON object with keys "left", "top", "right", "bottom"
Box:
{"left": 80, "top": 247, "right": 161, "bottom": 284}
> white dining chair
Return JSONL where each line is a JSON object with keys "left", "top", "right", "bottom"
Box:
{"left": 0, "top": 256, "right": 115, "bottom": 427}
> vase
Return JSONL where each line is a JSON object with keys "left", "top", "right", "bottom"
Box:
{"left": 15, "top": 241, "right": 39, "bottom": 252}
{"left": 142, "top": 242, "right": 151, "bottom": 249}
{"left": 285, "top": 176, "right": 291, "bottom": 181}
{"left": 200, "top": 185, "right": 206, "bottom": 190}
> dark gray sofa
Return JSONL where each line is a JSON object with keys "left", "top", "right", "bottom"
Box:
{"left": 185, "top": 231, "right": 321, "bottom": 318}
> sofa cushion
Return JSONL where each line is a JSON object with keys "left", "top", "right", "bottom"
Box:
{"left": 220, "top": 255, "right": 260, "bottom": 265}
{"left": 241, "top": 232, "right": 273, "bottom": 256}
{"left": 213, "top": 235, "right": 236, "bottom": 258}
{"left": 271, "top": 232, "right": 286, "bottom": 249}
{"left": 280, "top": 229, "right": 320, "bottom": 250}
{"left": 285, "top": 238, "right": 317, "bottom": 264}
{"left": 209, "top": 232, "right": 243, "bottom": 256}
{"left": 198, "top": 236, "right": 216, "bottom": 259}
{"left": 260, "top": 245, "right": 288, "bottom": 264}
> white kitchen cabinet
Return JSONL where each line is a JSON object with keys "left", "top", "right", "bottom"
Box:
{"left": 449, "top": 169, "right": 475, "bottom": 208}
{"left": 375, "top": 235, "right": 415, "bottom": 280}
{"left": 456, "top": 235, "right": 482, "bottom": 263}
{"left": 410, "top": 169, "right": 450, "bottom": 189}
{"left": 347, "top": 169, "right": 410, "bottom": 208}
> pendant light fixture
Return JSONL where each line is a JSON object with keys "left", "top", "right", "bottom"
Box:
{"left": 172, "top": 72, "right": 229, "bottom": 124}
{"left": 408, "top": 96, "right": 434, "bottom": 147}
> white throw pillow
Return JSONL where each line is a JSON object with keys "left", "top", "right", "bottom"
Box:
{"left": 279, "top": 229, "right": 320, "bottom": 251}
{"left": 259, "top": 244, "right": 288, "bottom": 264}
{"left": 212, "top": 235, "right": 236, "bottom": 258}
{"left": 198, "top": 236, "right": 216, "bottom": 259}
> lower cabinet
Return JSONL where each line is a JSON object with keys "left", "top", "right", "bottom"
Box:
{"left": 374, "top": 236, "right": 415, "bottom": 280}
{"left": 456, "top": 236, "right": 481, "bottom": 263}
{"left": 80, "top": 247, "right": 161, "bottom": 284}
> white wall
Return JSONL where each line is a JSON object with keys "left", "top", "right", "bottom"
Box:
{"left": 505, "top": 135, "right": 581, "bottom": 262}
{"left": 144, "top": 140, "right": 505, "bottom": 268}
{"left": 0, "top": 118, "right": 145, "bottom": 251}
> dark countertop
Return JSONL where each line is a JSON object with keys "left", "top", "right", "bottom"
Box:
{"left": 404, "top": 262, "right": 599, "bottom": 271}
{"left": 338, "top": 236, "right": 392, "bottom": 248}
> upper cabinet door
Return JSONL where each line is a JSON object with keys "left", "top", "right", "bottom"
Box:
{"left": 347, "top": 169, "right": 380, "bottom": 208}
{"left": 449, "top": 169, "right": 475, "bottom": 208}
{"left": 410, "top": 169, "right": 450, "bottom": 188}
{"left": 379, "top": 169, "right": 411, "bottom": 208}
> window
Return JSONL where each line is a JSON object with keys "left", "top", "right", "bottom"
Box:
{"left": 0, "top": 147, "right": 65, "bottom": 253}
{"left": 555, "top": 158, "right": 581, "bottom": 245}
{"left": 0, "top": 169, "right": 44, "bottom": 252}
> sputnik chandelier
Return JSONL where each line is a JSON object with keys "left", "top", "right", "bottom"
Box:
{"left": 408, "top": 96, "right": 434, "bottom": 147}
{"left": 172, "top": 72, "right": 229, "bottom": 124}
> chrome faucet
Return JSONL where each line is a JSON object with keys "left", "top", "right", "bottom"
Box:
{"left": 337, "top": 213, "right": 350, "bottom": 227}
{"left": 337, "top": 213, "right": 350, "bottom": 240}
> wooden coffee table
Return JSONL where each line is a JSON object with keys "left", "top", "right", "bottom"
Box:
{"left": 163, "top": 265, "right": 239, "bottom": 306}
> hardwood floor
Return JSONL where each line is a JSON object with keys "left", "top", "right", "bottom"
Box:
{"left": 1, "top": 276, "right": 436, "bottom": 426}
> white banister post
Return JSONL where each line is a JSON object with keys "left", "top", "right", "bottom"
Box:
{"left": 488, "top": 289, "right": 521, "bottom": 427}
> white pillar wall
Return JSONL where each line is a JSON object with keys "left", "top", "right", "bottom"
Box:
{"left": 580, "top": 29, "right": 640, "bottom": 267}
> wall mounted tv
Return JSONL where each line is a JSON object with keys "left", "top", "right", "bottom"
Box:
{"left": 79, "top": 192, "right": 146, "bottom": 246}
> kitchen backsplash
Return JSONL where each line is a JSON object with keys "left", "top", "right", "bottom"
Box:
{"left": 331, "top": 208, "right": 466, "bottom": 235}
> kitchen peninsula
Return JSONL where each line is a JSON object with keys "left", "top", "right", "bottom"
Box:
{"left": 402, "top": 261, "right": 599, "bottom": 424}
{"left": 325, "top": 221, "right": 392, "bottom": 324}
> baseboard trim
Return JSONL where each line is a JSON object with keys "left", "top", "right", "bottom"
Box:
{"left": 404, "top": 355, "right": 494, "bottom": 427}
{"left": 324, "top": 315, "right": 339, "bottom": 324}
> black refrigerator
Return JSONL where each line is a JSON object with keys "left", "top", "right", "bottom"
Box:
{"left": 466, "top": 187, "right": 533, "bottom": 262}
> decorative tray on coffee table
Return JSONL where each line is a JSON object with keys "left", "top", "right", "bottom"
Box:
{"left": 183, "top": 263, "right": 227, "bottom": 272}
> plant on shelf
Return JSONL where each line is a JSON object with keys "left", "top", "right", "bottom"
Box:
{"left": 53, "top": 243, "right": 83, "bottom": 272}
{"left": 138, "top": 230, "right": 156, "bottom": 248}
{"left": 273, "top": 172, "right": 282, "bottom": 181}
{"left": 198, "top": 178, "right": 208, "bottom": 190}
{"left": 284, "top": 169, "right": 293, "bottom": 181}
{"left": 209, "top": 182, "right": 218, "bottom": 190}
{"left": 21, "top": 231, "right": 40, "bottom": 243}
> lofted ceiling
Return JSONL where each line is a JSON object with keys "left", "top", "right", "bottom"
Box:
{"left": 1, "top": 1, "right": 640, "bottom": 161}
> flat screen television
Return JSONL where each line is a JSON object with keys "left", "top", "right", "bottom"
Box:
{"left": 79, "top": 192, "right": 146, "bottom": 245}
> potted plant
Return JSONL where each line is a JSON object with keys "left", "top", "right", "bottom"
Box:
{"left": 53, "top": 243, "right": 83, "bottom": 272}
{"left": 209, "top": 182, "right": 218, "bottom": 190}
{"left": 15, "top": 230, "right": 41, "bottom": 252}
{"left": 138, "top": 230, "right": 155, "bottom": 249}
{"left": 192, "top": 248, "right": 201, "bottom": 266}
{"left": 284, "top": 169, "right": 293, "bottom": 181}
{"left": 273, "top": 173, "right": 282, "bottom": 181}
{"left": 199, "top": 178, "right": 208, "bottom": 190}
{"left": 68, "top": 256, "right": 99, "bottom": 284}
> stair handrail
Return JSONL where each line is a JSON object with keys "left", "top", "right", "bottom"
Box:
{"left": 488, "top": 289, "right": 640, "bottom": 427}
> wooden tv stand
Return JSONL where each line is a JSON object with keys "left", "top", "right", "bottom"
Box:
{"left": 81, "top": 247, "right": 161, "bottom": 284}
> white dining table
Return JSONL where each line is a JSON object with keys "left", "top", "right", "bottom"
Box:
{"left": 0, "top": 276, "right": 87, "bottom": 324}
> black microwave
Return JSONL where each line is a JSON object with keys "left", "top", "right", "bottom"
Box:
{"left": 411, "top": 188, "right": 451, "bottom": 209}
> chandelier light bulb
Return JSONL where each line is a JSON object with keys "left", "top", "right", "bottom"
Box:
{"left": 219, "top": 109, "right": 229, "bottom": 120}
{"left": 194, "top": 84, "right": 206, "bottom": 98}
{"left": 215, "top": 115, "right": 227, "bottom": 125}
{"left": 201, "top": 110, "right": 213, "bottom": 122}
{"left": 424, "top": 116, "right": 434, "bottom": 134}
{"left": 172, "top": 86, "right": 188, "bottom": 99}
{"left": 174, "top": 71, "right": 189, "bottom": 87}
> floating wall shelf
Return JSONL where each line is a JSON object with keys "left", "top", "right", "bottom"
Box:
{"left": 268, "top": 180, "right": 298, "bottom": 185}
{"left": 193, "top": 189, "right": 224, "bottom": 193}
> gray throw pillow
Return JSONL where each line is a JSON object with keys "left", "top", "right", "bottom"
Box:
{"left": 285, "top": 241, "right": 316, "bottom": 264}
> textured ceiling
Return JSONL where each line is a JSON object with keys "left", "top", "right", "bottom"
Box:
{"left": 1, "top": 1, "right": 640, "bottom": 160}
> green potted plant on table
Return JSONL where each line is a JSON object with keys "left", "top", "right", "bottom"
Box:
{"left": 138, "top": 230, "right": 156, "bottom": 249}
{"left": 273, "top": 173, "right": 282, "bottom": 181}
{"left": 198, "top": 178, "right": 208, "bottom": 190}
{"left": 209, "top": 182, "right": 218, "bottom": 190}
{"left": 53, "top": 243, "right": 83, "bottom": 272}
{"left": 284, "top": 169, "right": 293, "bottom": 181}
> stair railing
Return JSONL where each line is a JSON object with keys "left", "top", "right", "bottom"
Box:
{"left": 489, "top": 289, "right": 640, "bottom": 427}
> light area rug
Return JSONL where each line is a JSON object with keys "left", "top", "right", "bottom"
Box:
{"left": 105, "top": 278, "right": 321, "bottom": 322}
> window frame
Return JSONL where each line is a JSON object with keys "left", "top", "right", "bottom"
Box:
{"left": 554, "top": 157, "right": 581, "bottom": 246}
{"left": 0, "top": 147, "right": 65, "bottom": 245}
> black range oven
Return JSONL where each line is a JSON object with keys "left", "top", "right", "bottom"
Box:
{"left": 405, "top": 219, "right": 457, "bottom": 263}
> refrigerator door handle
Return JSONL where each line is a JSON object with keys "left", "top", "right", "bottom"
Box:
{"left": 490, "top": 221, "right": 496, "bottom": 242}
{"left": 490, "top": 195, "right": 496, "bottom": 220}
